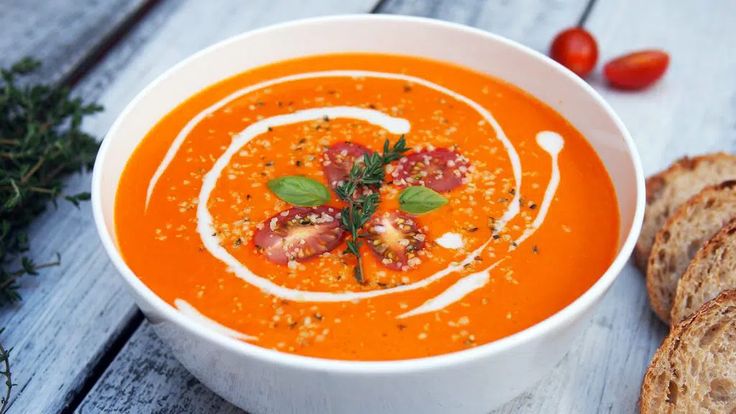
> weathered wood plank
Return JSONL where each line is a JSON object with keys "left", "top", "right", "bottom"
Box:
{"left": 0, "top": 2, "right": 161, "bottom": 413}
{"left": 0, "top": 171, "right": 143, "bottom": 414}
{"left": 587, "top": 0, "right": 736, "bottom": 174}
{"left": 0, "top": 0, "right": 152, "bottom": 84}
{"left": 1, "top": 0, "right": 382, "bottom": 413}
{"left": 497, "top": 1, "right": 736, "bottom": 413}
{"left": 76, "top": 1, "right": 594, "bottom": 413}
{"left": 74, "top": 0, "right": 382, "bottom": 130}
{"left": 76, "top": 324, "right": 241, "bottom": 414}
{"left": 377, "top": 0, "right": 589, "bottom": 52}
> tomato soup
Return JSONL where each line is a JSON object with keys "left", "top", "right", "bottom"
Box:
{"left": 115, "top": 53, "right": 619, "bottom": 360}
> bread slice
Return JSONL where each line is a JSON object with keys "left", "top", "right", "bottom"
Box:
{"left": 670, "top": 218, "right": 736, "bottom": 323}
{"left": 636, "top": 153, "right": 736, "bottom": 271}
{"left": 646, "top": 181, "right": 736, "bottom": 323}
{"left": 640, "top": 290, "right": 736, "bottom": 413}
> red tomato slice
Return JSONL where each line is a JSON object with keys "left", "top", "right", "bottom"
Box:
{"left": 253, "top": 206, "right": 345, "bottom": 265}
{"left": 550, "top": 27, "right": 598, "bottom": 77}
{"left": 391, "top": 148, "right": 470, "bottom": 192}
{"left": 322, "top": 142, "right": 371, "bottom": 190}
{"left": 365, "top": 211, "right": 426, "bottom": 271}
{"left": 603, "top": 50, "right": 669, "bottom": 90}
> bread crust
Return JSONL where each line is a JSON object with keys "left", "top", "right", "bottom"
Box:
{"left": 646, "top": 181, "right": 736, "bottom": 323}
{"left": 640, "top": 290, "right": 736, "bottom": 413}
{"left": 636, "top": 153, "right": 736, "bottom": 272}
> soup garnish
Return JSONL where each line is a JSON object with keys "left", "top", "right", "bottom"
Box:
{"left": 115, "top": 53, "right": 619, "bottom": 360}
{"left": 332, "top": 136, "right": 409, "bottom": 282}
{"left": 253, "top": 206, "right": 345, "bottom": 265}
{"left": 392, "top": 147, "right": 470, "bottom": 192}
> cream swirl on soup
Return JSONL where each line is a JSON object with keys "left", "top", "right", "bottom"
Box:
{"left": 115, "top": 53, "right": 619, "bottom": 360}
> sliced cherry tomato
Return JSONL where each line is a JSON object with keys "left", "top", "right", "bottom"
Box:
{"left": 603, "top": 50, "right": 669, "bottom": 90}
{"left": 253, "top": 206, "right": 345, "bottom": 265}
{"left": 322, "top": 142, "right": 370, "bottom": 190}
{"left": 365, "top": 211, "right": 426, "bottom": 271}
{"left": 391, "top": 148, "right": 470, "bottom": 192}
{"left": 550, "top": 27, "right": 598, "bottom": 77}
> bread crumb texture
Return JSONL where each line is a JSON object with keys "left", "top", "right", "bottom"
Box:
{"left": 646, "top": 181, "right": 736, "bottom": 323}
{"left": 672, "top": 218, "right": 736, "bottom": 323}
{"left": 641, "top": 290, "right": 736, "bottom": 413}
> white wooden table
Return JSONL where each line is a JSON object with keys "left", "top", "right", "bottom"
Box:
{"left": 1, "top": 0, "right": 734, "bottom": 412}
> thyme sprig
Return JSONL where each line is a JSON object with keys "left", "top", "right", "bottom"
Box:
{"left": 0, "top": 57, "right": 101, "bottom": 303}
{"left": 0, "top": 329, "right": 11, "bottom": 414}
{"left": 335, "top": 136, "right": 409, "bottom": 283}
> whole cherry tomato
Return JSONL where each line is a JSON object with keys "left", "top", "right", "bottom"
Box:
{"left": 603, "top": 50, "right": 669, "bottom": 90}
{"left": 550, "top": 27, "right": 598, "bottom": 77}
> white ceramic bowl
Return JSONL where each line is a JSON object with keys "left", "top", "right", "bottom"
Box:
{"left": 92, "top": 15, "right": 644, "bottom": 414}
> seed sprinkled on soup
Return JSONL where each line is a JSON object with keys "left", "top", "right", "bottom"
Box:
{"left": 115, "top": 53, "right": 619, "bottom": 360}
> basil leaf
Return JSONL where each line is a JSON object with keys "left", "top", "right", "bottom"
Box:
{"left": 399, "top": 186, "right": 448, "bottom": 214}
{"left": 267, "top": 176, "right": 330, "bottom": 206}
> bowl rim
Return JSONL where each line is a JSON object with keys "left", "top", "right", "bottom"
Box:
{"left": 91, "top": 13, "right": 645, "bottom": 373}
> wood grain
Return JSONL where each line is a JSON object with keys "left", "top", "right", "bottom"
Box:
{"left": 377, "top": 0, "right": 589, "bottom": 52}
{"left": 76, "top": 324, "right": 241, "bottom": 414}
{"left": 0, "top": 172, "right": 141, "bottom": 414}
{"left": 586, "top": 0, "right": 736, "bottom": 176}
{"left": 0, "top": 0, "right": 151, "bottom": 84}
{"left": 0, "top": 2, "right": 161, "bottom": 412}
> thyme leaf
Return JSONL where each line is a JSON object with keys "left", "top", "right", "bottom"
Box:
{"left": 335, "top": 136, "right": 409, "bottom": 283}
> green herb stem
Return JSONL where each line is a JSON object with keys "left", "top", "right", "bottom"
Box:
{"left": 335, "top": 136, "right": 408, "bottom": 283}
{"left": 0, "top": 57, "right": 100, "bottom": 303}
{"left": 0, "top": 329, "right": 11, "bottom": 414}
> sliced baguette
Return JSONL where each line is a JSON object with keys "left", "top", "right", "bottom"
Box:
{"left": 671, "top": 218, "right": 736, "bottom": 323}
{"left": 646, "top": 181, "right": 736, "bottom": 323}
{"left": 636, "top": 153, "right": 736, "bottom": 271}
{"left": 640, "top": 290, "right": 736, "bottom": 413}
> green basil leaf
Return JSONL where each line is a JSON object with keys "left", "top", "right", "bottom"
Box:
{"left": 267, "top": 176, "right": 330, "bottom": 206}
{"left": 399, "top": 186, "right": 448, "bottom": 214}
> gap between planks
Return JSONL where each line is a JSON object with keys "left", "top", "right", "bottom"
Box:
{"left": 60, "top": 312, "right": 144, "bottom": 414}
{"left": 370, "top": 0, "right": 391, "bottom": 13}
{"left": 49, "top": 0, "right": 164, "bottom": 406}
{"left": 61, "top": 0, "right": 163, "bottom": 88}
{"left": 577, "top": 0, "right": 598, "bottom": 27}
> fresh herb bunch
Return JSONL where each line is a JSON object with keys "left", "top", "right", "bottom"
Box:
{"left": 0, "top": 58, "right": 101, "bottom": 305}
{"left": 335, "top": 136, "right": 408, "bottom": 283}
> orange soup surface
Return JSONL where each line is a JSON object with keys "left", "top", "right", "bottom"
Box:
{"left": 116, "top": 53, "right": 619, "bottom": 360}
